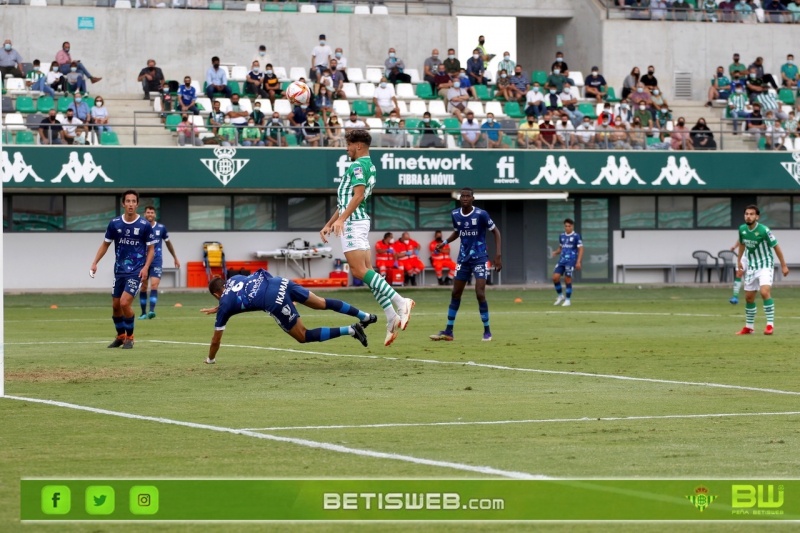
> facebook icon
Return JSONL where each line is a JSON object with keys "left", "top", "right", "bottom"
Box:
{"left": 41, "top": 485, "right": 71, "bottom": 515}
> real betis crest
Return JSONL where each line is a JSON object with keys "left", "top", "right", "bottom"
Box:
{"left": 780, "top": 152, "right": 800, "bottom": 186}
{"left": 201, "top": 147, "right": 249, "bottom": 186}
{"left": 686, "top": 486, "right": 717, "bottom": 512}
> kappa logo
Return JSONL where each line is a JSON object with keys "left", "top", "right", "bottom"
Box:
{"left": 201, "top": 147, "right": 249, "bottom": 186}
{"left": 592, "top": 155, "right": 646, "bottom": 186}
{"left": 780, "top": 152, "right": 800, "bottom": 186}
{"left": 1, "top": 151, "right": 44, "bottom": 183}
{"left": 652, "top": 156, "right": 705, "bottom": 186}
{"left": 51, "top": 152, "right": 113, "bottom": 183}
{"left": 530, "top": 155, "right": 585, "bottom": 185}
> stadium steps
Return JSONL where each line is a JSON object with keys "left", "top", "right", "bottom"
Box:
{"left": 668, "top": 100, "right": 751, "bottom": 151}
{"left": 103, "top": 94, "right": 175, "bottom": 147}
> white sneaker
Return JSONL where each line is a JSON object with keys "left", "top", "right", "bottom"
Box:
{"left": 384, "top": 316, "right": 400, "bottom": 347}
{"left": 554, "top": 295, "right": 565, "bottom": 306}
{"left": 397, "top": 298, "right": 415, "bottom": 331}
{"left": 562, "top": 299, "right": 571, "bottom": 307}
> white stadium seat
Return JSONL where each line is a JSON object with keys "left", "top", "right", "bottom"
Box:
{"left": 299, "top": 4, "right": 316, "bottom": 13}
{"left": 30, "top": 0, "right": 47, "bottom": 6}
{"left": 395, "top": 100, "right": 409, "bottom": 117}
{"left": 347, "top": 68, "right": 365, "bottom": 84}
{"left": 195, "top": 97, "right": 213, "bottom": 113}
{"left": 354, "top": 5, "right": 370, "bottom": 14}
{"left": 405, "top": 68, "right": 422, "bottom": 84}
{"left": 484, "top": 101, "right": 506, "bottom": 119}
{"left": 237, "top": 98, "right": 253, "bottom": 113}
{"left": 190, "top": 115, "right": 208, "bottom": 133}
{"left": 332, "top": 99, "right": 351, "bottom": 117}
{"left": 114, "top": 0, "right": 132, "bottom": 7}
{"left": 4, "top": 78, "right": 25, "bottom": 94}
{"left": 372, "top": 5, "right": 388, "bottom": 15}
{"left": 245, "top": 1, "right": 260, "bottom": 11}
{"left": 4, "top": 113, "right": 25, "bottom": 131}
{"left": 254, "top": 99, "right": 273, "bottom": 114}
{"left": 408, "top": 100, "right": 427, "bottom": 116}
{"left": 358, "top": 82, "right": 375, "bottom": 99}
{"left": 467, "top": 100, "right": 485, "bottom": 118}
{"left": 395, "top": 83, "right": 415, "bottom": 100}
{"left": 273, "top": 99, "right": 292, "bottom": 117}
{"left": 215, "top": 97, "right": 232, "bottom": 112}
{"left": 365, "top": 67, "right": 383, "bottom": 84}
{"left": 342, "top": 82, "right": 359, "bottom": 100}
{"left": 365, "top": 117, "right": 383, "bottom": 131}
{"left": 427, "top": 100, "right": 447, "bottom": 118}
{"left": 570, "top": 71, "right": 585, "bottom": 88}
{"left": 289, "top": 67, "right": 307, "bottom": 81}
{"left": 273, "top": 67, "right": 288, "bottom": 82}
{"left": 190, "top": 80, "right": 202, "bottom": 94}
{"left": 231, "top": 65, "right": 248, "bottom": 82}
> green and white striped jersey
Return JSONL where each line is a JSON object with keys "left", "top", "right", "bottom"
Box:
{"left": 739, "top": 222, "right": 778, "bottom": 269}
{"left": 337, "top": 156, "right": 376, "bottom": 222}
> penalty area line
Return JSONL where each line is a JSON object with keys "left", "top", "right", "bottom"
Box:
{"left": 239, "top": 411, "right": 800, "bottom": 432}
{"left": 147, "top": 340, "right": 800, "bottom": 397}
{"left": 1, "top": 395, "right": 545, "bottom": 480}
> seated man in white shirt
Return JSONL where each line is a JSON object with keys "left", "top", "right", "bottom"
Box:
{"left": 344, "top": 111, "right": 366, "bottom": 131}
{"left": 573, "top": 116, "right": 597, "bottom": 149}
{"left": 555, "top": 112, "right": 575, "bottom": 149}
{"left": 62, "top": 109, "right": 88, "bottom": 145}
{"left": 373, "top": 77, "right": 400, "bottom": 118}
{"left": 446, "top": 77, "right": 470, "bottom": 122}
{"left": 460, "top": 110, "right": 482, "bottom": 148}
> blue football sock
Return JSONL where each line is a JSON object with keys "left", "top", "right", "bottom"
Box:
{"left": 149, "top": 289, "right": 158, "bottom": 312}
{"left": 112, "top": 315, "right": 124, "bottom": 335}
{"left": 479, "top": 300, "right": 490, "bottom": 333}
{"left": 445, "top": 298, "right": 461, "bottom": 331}
{"left": 304, "top": 327, "right": 345, "bottom": 343}
{"left": 139, "top": 292, "right": 147, "bottom": 315}
{"left": 123, "top": 316, "right": 135, "bottom": 337}
{"left": 325, "top": 298, "right": 368, "bottom": 320}
{"left": 554, "top": 282, "right": 562, "bottom": 295}
{"left": 565, "top": 283, "right": 572, "bottom": 299}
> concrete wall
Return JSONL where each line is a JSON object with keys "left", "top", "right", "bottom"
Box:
{"left": 4, "top": 230, "right": 442, "bottom": 290}
{"left": 453, "top": 0, "right": 574, "bottom": 17}
{"left": 0, "top": 7, "right": 457, "bottom": 95}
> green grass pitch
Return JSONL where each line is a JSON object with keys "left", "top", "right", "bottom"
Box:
{"left": 2, "top": 286, "right": 799, "bottom": 532}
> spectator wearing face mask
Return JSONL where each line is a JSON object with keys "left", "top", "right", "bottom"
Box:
{"left": 250, "top": 101, "right": 266, "bottom": 127}
{"left": 177, "top": 114, "right": 203, "bottom": 147}
{"left": 629, "top": 118, "right": 647, "bottom": 150}
{"left": 495, "top": 69, "right": 515, "bottom": 101}
{"left": 0, "top": 39, "right": 24, "bottom": 79}
{"left": 218, "top": 117, "right": 238, "bottom": 147}
{"left": 241, "top": 119, "right": 265, "bottom": 147}
{"left": 497, "top": 52, "right": 515, "bottom": 83}
{"left": 544, "top": 85, "right": 563, "bottom": 114}
{"left": 246, "top": 61, "right": 267, "bottom": 98}
{"left": 691, "top": 118, "right": 716, "bottom": 151}
{"left": 481, "top": 113, "right": 503, "bottom": 149}
{"left": 707, "top": 66, "right": 731, "bottom": 107}
{"left": 466, "top": 48, "right": 487, "bottom": 86}
{"left": 622, "top": 67, "right": 640, "bottom": 101}
{"left": 262, "top": 64, "right": 282, "bottom": 106}
{"left": 251, "top": 45, "right": 269, "bottom": 73}
{"left": 178, "top": 76, "right": 199, "bottom": 116}
{"left": 55, "top": 41, "right": 101, "bottom": 83}
{"left": 373, "top": 77, "right": 400, "bottom": 118}
{"left": 90, "top": 96, "right": 111, "bottom": 136}
{"left": 68, "top": 94, "right": 91, "bottom": 123}
{"left": 328, "top": 60, "right": 346, "bottom": 100}
{"left": 209, "top": 100, "right": 225, "bottom": 134}
{"left": 62, "top": 109, "right": 88, "bottom": 145}
{"left": 749, "top": 56, "right": 779, "bottom": 91}
{"left": 39, "top": 110, "right": 63, "bottom": 145}
{"left": 433, "top": 64, "right": 453, "bottom": 99}
{"left": 632, "top": 100, "right": 653, "bottom": 130}
{"left": 538, "top": 113, "right": 557, "bottom": 150}
{"left": 311, "top": 34, "right": 332, "bottom": 82}
{"left": 765, "top": 111, "right": 787, "bottom": 150}
{"left": 265, "top": 113, "right": 288, "bottom": 147}
{"left": 25, "top": 59, "right": 55, "bottom": 97}
{"left": 525, "top": 83, "right": 546, "bottom": 118}
{"left": 137, "top": 59, "right": 164, "bottom": 100}
{"left": 558, "top": 82, "right": 583, "bottom": 127}
{"left": 446, "top": 77, "right": 470, "bottom": 122}
{"left": 629, "top": 83, "right": 652, "bottom": 108}
{"left": 205, "top": 56, "right": 231, "bottom": 98}
{"left": 327, "top": 114, "right": 345, "bottom": 147}
{"left": 584, "top": 67, "right": 607, "bottom": 103}
{"left": 550, "top": 52, "right": 571, "bottom": 84}
{"left": 384, "top": 47, "right": 407, "bottom": 80}
{"left": 781, "top": 54, "right": 798, "bottom": 89}
{"left": 418, "top": 112, "right": 445, "bottom": 148}
{"left": 423, "top": 49, "right": 442, "bottom": 91}
{"left": 45, "top": 61, "right": 66, "bottom": 95}
{"left": 555, "top": 113, "right": 574, "bottom": 149}
{"left": 610, "top": 117, "right": 631, "bottom": 150}
{"left": 670, "top": 117, "right": 693, "bottom": 151}
{"left": 728, "top": 83, "right": 749, "bottom": 134}
{"left": 517, "top": 115, "right": 540, "bottom": 149}
{"left": 457, "top": 68, "right": 477, "bottom": 100}
{"left": 545, "top": 65, "right": 567, "bottom": 94}
{"left": 383, "top": 111, "right": 408, "bottom": 148}
{"left": 344, "top": 111, "right": 366, "bottom": 131}
{"left": 443, "top": 48, "right": 460, "bottom": 74}
{"left": 461, "top": 110, "right": 482, "bottom": 149}
{"left": 288, "top": 102, "right": 310, "bottom": 144}
{"left": 332, "top": 48, "right": 348, "bottom": 82}
{"left": 573, "top": 117, "right": 596, "bottom": 149}
{"left": 640, "top": 66, "right": 657, "bottom": 92}
{"left": 316, "top": 86, "right": 333, "bottom": 123}
{"left": 65, "top": 62, "right": 87, "bottom": 95}
{"left": 510, "top": 66, "right": 530, "bottom": 101}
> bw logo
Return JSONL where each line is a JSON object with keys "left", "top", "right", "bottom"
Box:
{"left": 201, "top": 147, "right": 249, "bottom": 186}
{"left": 780, "top": 152, "right": 800, "bottom": 186}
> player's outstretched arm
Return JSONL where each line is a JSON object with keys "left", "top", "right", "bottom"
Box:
{"left": 90, "top": 241, "right": 112, "bottom": 277}
{"left": 774, "top": 244, "right": 790, "bottom": 277}
{"left": 492, "top": 226, "right": 503, "bottom": 272}
{"left": 206, "top": 329, "right": 224, "bottom": 364}
{"left": 166, "top": 240, "right": 181, "bottom": 269}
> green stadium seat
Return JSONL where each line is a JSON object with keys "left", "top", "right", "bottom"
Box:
{"left": 415, "top": 83, "right": 435, "bottom": 100}
{"left": 57, "top": 97, "right": 72, "bottom": 113}
{"left": 335, "top": 4, "right": 353, "bottom": 13}
{"left": 100, "top": 131, "right": 120, "bottom": 145}
{"left": 442, "top": 117, "right": 460, "bottom": 134}
{"left": 15, "top": 95, "right": 35, "bottom": 114}
{"left": 165, "top": 113, "right": 182, "bottom": 132}
{"left": 531, "top": 70, "right": 547, "bottom": 86}
{"left": 351, "top": 100, "right": 373, "bottom": 116}
{"left": 282, "top": 3, "right": 298, "bottom": 11}
{"left": 578, "top": 102, "right": 597, "bottom": 120}
{"left": 605, "top": 86, "right": 620, "bottom": 102}
{"left": 36, "top": 95, "right": 55, "bottom": 114}
{"left": 757, "top": 136, "right": 767, "bottom": 150}
{"left": 502, "top": 133, "right": 516, "bottom": 148}
{"left": 263, "top": 3, "right": 281, "bottom": 11}
{"left": 15, "top": 130, "right": 35, "bottom": 145}
{"left": 208, "top": 0, "right": 223, "bottom": 9}
{"left": 318, "top": 3, "right": 334, "bottom": 13}
{"left": 779, "top": 88, "right": 795, "bottom": 105}
{"left": 503, "top": 101, "right": 524, "bottom": 119}
{"left": 227, "top": 81, "right": 241, "bottom": 96}
{"left": 281, "top": 81, "right": 291, "bottom": 91}
{"left": 286, "top": 132, "right": 298, "bottom": 146}
{"left": 84, "top": 96, "right": 95, "bottom": 109}
{"left": 474, "top": 84, "right": 493, "bottom": 101}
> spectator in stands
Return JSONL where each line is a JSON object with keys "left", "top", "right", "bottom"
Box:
{"left": 250, "top": 44, "right": 269, "bottom": 69}
{"left": 344, "top": 111, "right": 366, "bottom": 131}
{"left": 707, "top": 66, "right": 732, "bottom": 107}
{"left": 655, "top": 104, "right": 672, "bottom": 131}
{"left": 310, "top": 34, "right": 332, "bottom": 82}
{"left": 495, "top": 70, "right": 513, "bottom": 101}
{"left": 749, "top": 56, "right": 779, "bottom": 90}
{"left": 327, "top": 114, "right": 345, "bottom": 147}
{"left": 648, "top": 129, "right": 671, "bottom": 151}
{"left": 205, "top": 56, "right": 231, "bottom": 98}
{"left": 670, "top": 117, "right": 694, "bottom": 151}
{"left": 446, "top": 78, "right": 470, "bottom": 122}
{"left": 476, "top": 35, "right": 491, "bottom": 71}
{"left": 517, "top": 115, "right": 540, "bottom": 148}
{"left": 316, "top": 68, "right": 334, "bottom": 96}
{"left": 288, "top": 103, "right": 308, "bottom": 144}
{"left": 524, "top": 82, "right": 546, "bottom": 118}
{"left": 137, "top": 59, "right": 164, "bottom": 100}
{"left": 316, "top": 86, "right": 333, "bottom": 123}
{"left": 423, "top": 49, "right": 442, "bottom": 90}
{"left": 756, "top": 89, "right": 788, "bottom": 120}
{"left": 177, "top": 114, "right": 203, "bottom": 147}
{"left": 630, "top": 82, "right": 652, "bottom": 109}
{"left": 56, "top": 42, "right": 100, "bottom": 83}
{"left": 68, "top": 94, "right": 91, "bottom": 124}
{"left": 389, "top": 65, "right": 411, "bottom": 86}
{"left": 650, "top": 0, "right": 668, "bottom": 20}
{"left": 418, "top": 111, "right": 445, "bottom": 148}
{"left": 250, "top": 101, "right": 266, "bottom": 127}
{"left": 701, "top": 0, "right": 720, "bottom": 22}
{"left": 246, "top": 61, "right": 267, "bottom": 98}
{"left": 226, "top": 94, "right": 249, "bottom": 127}
{"left": 25, "top": 60, "right": 55, "bottom": 97}
{"left": 691, "top": 118, "right": 717, "bottom": 150}
{"left": 555, "top": 113, "right": 574, "bottom": 149}
{"left": 91, "top": 96, "right": 110, "bottom": 136}
{"left": 461, "top": 110, "right": 482, "bottom": 148}
{"left": 745, "top": 66, "right": 767, "bottom": 102}
{"left": 731, "top": 70, "right": 746, "bottom": 93}
{"left": 373, "top": 77, "right": 399, "bottom": 118}
{"left": 429, "top": 230, "right": 455, "bottom": 285}
{"left": 573, "top": 116, "right": 596, "bottom": 149}
{"left": 718, "top": 0, "right": 737, "bottom": 22}
{"left": 241, "top": 119, "right": 265, "bottom": 147}
{"left": 62, "top": 109, "right": 87, "bottom": 145}
{"left": 621, "top": 66, "right": 640, "bottom": 100}
{"left": 544, "top": 86, "right": 562, "bottom": 114}
{"left": 670, "top": 0, "right": 691, "bottom": 21}
{"left": 384, "top": 47, "right": 406, "bottom": 79}
{"left": 618, "top": 100, "right": 633, "bottom": 124}
{"left": 781, "top": 54, "right": 798, "bottom": 89}
{"left": 39, "top": 110, "right": 63, "bottom": 145}
{"left": 727, "top": 84, "right": 748, "bottom": 134}
{"left": 209, "top": 100, "right": 225, "bottom": 133}
{"left": 546, "top": 65, "right": 567, "bottom": 94}
{"left": 763, "top": 111, "right": 784, "bottom": 149}
{"left": 482, "top": 113, "right": 503, "bottom": 148}
{"left": 262, "top": 64, "right": 282, "bottom": 106}
{"left": 649, "top": 87, "right": 668, "bottom": 119}
{"left": 65, "top": 62, "right": 87, "bottom": 95}
{"left": 466, "top": 48, "right": 487, "bottom": 86}
{"left": 443, "top": 48, "right": 460, "bottom": 74}
{"left": 383, "top": 111, "right": 408, "bottom": 148}
{"left": 328, "top": 60, "right": 346, "bottom": 100}
{"left": 633, "top": 100, "right": 653, "bottom": 129}
{"left": 550, "top": 52, "right": 570, "bottom": 82}
{"left": 457, "top": 68, "right": 477, "bottom": 99}
{"left": 611, "top": 117, "right": 631, "bottom": 150}
{"left": 629, "top": 119, "right": 647, "bottom": 150}
{"left": 538, "top": 112, "right": 557, "bottom": 149}
{"left": 433, "top": 64, "right": 453, "bottom": 99}
{"left": 630, "top": 0, "right": 651, "bottom": 19}
{"left": 595, "top": 118, "right": 614, "bottom": 149}
{"left": 333, "top": 47, "right": 348, "bottom": 82}
{"left": 558, "top": 82, "right": 583, "bottom": 127}
{"left": 763, "top": 0, "right": 788, "bottom": 23}
{"left": 584, "top": 66, "right": 607, "bottom": 103}
{"left": 784, "top": 111, "right": 799, "bottom": 142}
{"left": 265, "top": 112, "right": 288, "bottom": 147}
{"left": 0, "top": 39, "right": 24, "bottom": 79}
{"left": 46, "top": 61, "right": 65, "bottom": 95}
{"left": 640, "top": 66, "right": 657, "bottom": 92}
{"left": 497, "top": 52, "right": 515, "bottom": 83}
{"left": 729, "top": 53, "right": 747, "bottom": 78}
{"left": 511, "top": 65, "right": 530, "bottom": 99}
{"left": 218, "top": 118, "right": 238, "bottom": 147}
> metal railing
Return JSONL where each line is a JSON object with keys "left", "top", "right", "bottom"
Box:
{"left": 603, "top": 1, "right": 800, "bottom": 24}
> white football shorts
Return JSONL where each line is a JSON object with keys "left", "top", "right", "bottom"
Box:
{"left": 744, "top": 267, "right": 773, "bottom": 292}
{"left": 339, "top": 218, "right": 371, "bottom": 253}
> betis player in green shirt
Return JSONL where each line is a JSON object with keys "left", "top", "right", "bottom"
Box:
{"left": 320, "top": 129, "right": 415, "bottom": 347}
{"left": 735, "top": 205, "right": 789, "bottom": 336}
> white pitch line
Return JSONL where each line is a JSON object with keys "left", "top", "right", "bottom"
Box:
{"left": 1, "top": 395, "right": 545, "bottom": 480}
{"left": 240, "top": 411, "right": 800, "bottom": 432}
{"left": 148, "top": 340, "right": 800, "bottom": 397}
{"left": 5, "top": 341, "right": 109, "bottom": 346}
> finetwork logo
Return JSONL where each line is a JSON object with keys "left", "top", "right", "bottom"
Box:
{"left": 335, "top": 155, "right": 351, "bottom": 182}
{"left": 201, "top": 147, "right": 249, "bottom": 186}
{"left": 686, "top": 486, "right": 717, "bottom": 512}
{"left": 380, "top": 153, "right": 465, "bottom": 186}
{"left": 780, "top": 152, "right": 800, "bottom": 186}
{"left": 494, "top": 156, "right": 518, "bottom": 184}
{"left": 1, "top": 151, "right": 113, "bottom": 183}
{"left": 530, "top": 155, "right": 585, "bottom": 185}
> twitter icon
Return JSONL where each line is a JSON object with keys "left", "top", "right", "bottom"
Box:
{"left": 85, "top": 486, "right": 115, "bottom": 515}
